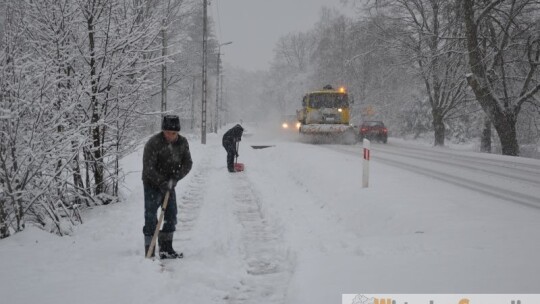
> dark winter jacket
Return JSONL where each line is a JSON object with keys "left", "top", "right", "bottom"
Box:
{"left": 222, "top": 124, "right": 244, "bottom": 148}
{"left": 142, "top": 132, "right": 193, "bottom": 188}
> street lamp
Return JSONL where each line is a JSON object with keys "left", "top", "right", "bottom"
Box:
{"left": 214, "top": 41, "right": 233, "bottom": 133}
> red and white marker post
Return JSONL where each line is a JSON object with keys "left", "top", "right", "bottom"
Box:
{"left": 362, "top": 139, "right": 370, "bottom": 188}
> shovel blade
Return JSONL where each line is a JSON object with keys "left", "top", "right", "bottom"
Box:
{"left": 234, "top": 163, "right": 245, "bottom": 172}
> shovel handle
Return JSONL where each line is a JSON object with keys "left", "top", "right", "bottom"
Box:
{"left": 235, "top": 141, "right": 240, "bottom": 164}
{"left": 146, "top": 190, "right": 170, "bottom": 259}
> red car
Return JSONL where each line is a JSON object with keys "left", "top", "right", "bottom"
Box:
{"left": 358, "top": 121, "right": 388, "bottom": 143}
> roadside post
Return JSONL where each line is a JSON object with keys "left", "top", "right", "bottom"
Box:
{"left": 363, "top": 139, "right": 370, "bottom": 188}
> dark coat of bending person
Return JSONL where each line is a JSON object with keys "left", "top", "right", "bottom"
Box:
{"left": 142, "top": 115, "right": 192, "bottom": 259}
{"left": 222, "top": 124, "right": 244, "bottom": 172}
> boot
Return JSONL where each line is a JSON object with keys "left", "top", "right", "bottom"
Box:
{"left": 144, "top": 245, "right": 155, "bottom": 258}
{"left": 159, "top": 240, "right": 183, "bottom": 259}
{"left": 158, "top": 232, "right": 183, "bottom": 259}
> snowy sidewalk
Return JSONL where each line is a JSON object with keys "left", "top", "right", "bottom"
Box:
{"left": 2, "top": 128, "right": 540, "bottom": 304}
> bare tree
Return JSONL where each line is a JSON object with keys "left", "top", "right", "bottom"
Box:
{"left": 0, "top": 0, "right": 177, "bottom": 237}
{"left": 343, "top": 15, "right": 414, "bottom": 126}
{"left": 462, "top": 0, "right": 540, "bottom": 156}
{"left": 0, "top": 1, "right": 83, "bottom": 235}
{"left": 72, "top": 0, "right": 166, "bottom": 197}
{"left": 274, "top": 32, "right": 315, "bottom": 73}
{"left": 268, "top": 31, "right": 316, "bottom": 114}
{"left": 311, "top": 8, "right": 353, "bottom": 86}
{"left": 369, "top": 0, "right": 469, "bottom": 146}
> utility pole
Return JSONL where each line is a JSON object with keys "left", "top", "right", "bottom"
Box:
{"left": 161, "top": 19, "right": 167, "bottom": 116}
{"left": 201, "top": 0, "right": 208, "bottom": 144}
{"left": 190, "top": 76, "right": 195, "bottom": 130}
{"left": 220, "top": 73, "right": 224, "bottom": 128}
{"left": 214, "top": 41, "right": 232, "bottom": 133}
{"left": 214, "top": 52, "right": 221, "bottom": 133}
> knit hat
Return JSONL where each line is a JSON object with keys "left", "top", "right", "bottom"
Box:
{"left": 162, "top": 115, "right": 180, "bottom": 131}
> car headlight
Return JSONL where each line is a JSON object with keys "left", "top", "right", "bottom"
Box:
{"left": 282, "top": 123, "right": 289, "bottom": 129}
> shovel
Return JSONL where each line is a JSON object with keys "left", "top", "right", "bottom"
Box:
{"left": 146, "top": 189, "right": 170, "bottom": 259}
{"left": 234, "top": 141, "right": 245, "bottom": 172}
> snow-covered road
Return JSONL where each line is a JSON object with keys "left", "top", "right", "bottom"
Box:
{"left": 328, "top": 141, "right": 540, "bottom": 209}
{"left": 2, "top": 126, "right": 540, "bottom": 304}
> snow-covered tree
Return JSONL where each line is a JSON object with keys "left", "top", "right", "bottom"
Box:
{"left": 463, "top": 0, "right": 540, "bottom": 156}
{"left": 0, "top": 0, "right": 199, "bottom": 237}
{"left": 366, "top": 0, "right": 470, "bottom": 146}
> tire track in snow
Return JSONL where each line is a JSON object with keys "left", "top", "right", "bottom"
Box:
{"left": 175, "top": 150, "right": 214, "bottom": 243}
{"left": 245, "top": 143, "right": 366, "bottom": 255}
{"left": 327, "top": 144, "right": 540, "bottom": 210}
{"left": 279, "top": 166, "right": 366, "bottom": 254}
{"left": 373, "top": 143, "right": 540, "bottom": 185}
{"left": 225, "top": 173, "right": 293, "bottom": 304}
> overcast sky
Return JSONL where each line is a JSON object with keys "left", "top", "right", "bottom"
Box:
{"left": 213, "top": 0, "right": 351, "bottom": 72}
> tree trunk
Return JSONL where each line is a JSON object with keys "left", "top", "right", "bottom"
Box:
{"left": 0, "top": 198, "right": 9, "bottom": 239}
{"left": 492, "top": 108, "right": 520, "bottom": 156}
{"left": 83, "top": 146, "right": 92, "bottom": 203}
{"left": 432, "top": 110, "right": 445, "bottom": 146}
{"left": 462, "top": 0, "right": 520, "bottom": 156}
{"left": 16, "top": 196, "right": 24, "bottom": 232}
{"left": 87, "top": 13, "right": 104, "bottom": 195}
{"left": 480, "top": 115, "right": 492, "bottom": 153}
{"left": 71, "top": 140, "right": 84, "bottom": 204}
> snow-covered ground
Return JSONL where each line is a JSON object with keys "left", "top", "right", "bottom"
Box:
{"left": 2, "top": 124, "right": 540, "bottom": 304}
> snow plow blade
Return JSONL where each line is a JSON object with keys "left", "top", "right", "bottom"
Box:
{"left": 299, "top": 124, "right": 357, "bottom": 144}
{"left": 300, "top": 124, "right": 353, "bottom": 134}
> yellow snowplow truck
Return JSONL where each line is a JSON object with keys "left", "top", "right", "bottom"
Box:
{"left": 296, "top": 85, "right": 357, "bottom": 144}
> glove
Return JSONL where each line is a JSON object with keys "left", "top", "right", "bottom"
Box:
{"left": 172, "top": 168, "right": 183, "bottom": 181}
{"left": 159, "top": 179, "right": 176, "bottom": 193}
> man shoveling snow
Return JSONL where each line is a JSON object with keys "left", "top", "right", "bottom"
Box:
{"left": 141, "top": 115, "right": 193, "bottom": 259}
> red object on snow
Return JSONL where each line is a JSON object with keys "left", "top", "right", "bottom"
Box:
{"left": 234, "top": 141, "right": 244, "bottom": 172}
{"left": 234, "top": 162, "right": 244, "bottom": 172}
